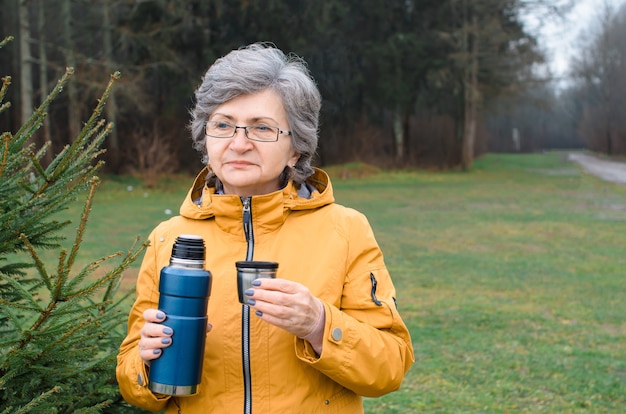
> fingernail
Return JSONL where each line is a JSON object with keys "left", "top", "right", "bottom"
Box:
{"left": 255, "top": 310, "right": 263, "bottom": 317}
{"left": 251, "top": 279, "right": 262, "bottom": 286}
{"left": 163, "top": 327, "right": 173, "bottom": 335}
{"left": 247, "top": 299, "right": 256, "bottom": 306}
{"left": 153, "top": 349, "right": 161, "bottom": 355}
{"left": 161, "top": 338, "right": 172, "bottom": 345}
{"left": 156, "top": 311, "right": 165, "bottom": 320}
{"left": 244, "top": 289, "right": 254, "bottom": 296}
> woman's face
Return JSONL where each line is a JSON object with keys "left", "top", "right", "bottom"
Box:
{"left": 205, "top": 89, "right": 299, "bottom": 197}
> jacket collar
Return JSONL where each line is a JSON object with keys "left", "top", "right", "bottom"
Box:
{"left": 179, "top": 167, "right": 335, "bottom": 236}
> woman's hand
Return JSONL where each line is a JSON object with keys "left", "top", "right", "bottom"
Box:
{"left": 138, "top": 309, "right": 173, "bottom": 363}
{"left": 138, "top": 309, "right": 214, "bottom": 364}
{"left": 245, "top": 279, "right": 325, "bottom": 343}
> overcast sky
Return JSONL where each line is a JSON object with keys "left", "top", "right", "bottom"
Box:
{"left": 531, "top": 0, "right": 626, "bottom": 79}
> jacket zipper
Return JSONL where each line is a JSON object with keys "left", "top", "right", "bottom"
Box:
{"left": 241, "top": 197, "right": 253, "bottom": 414}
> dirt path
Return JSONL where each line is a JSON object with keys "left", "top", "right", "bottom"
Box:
{"left": 568, "top": 153, "right": 626, "bottom": 186}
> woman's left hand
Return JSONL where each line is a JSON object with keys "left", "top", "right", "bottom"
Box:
{"left": 245, "top": 278, "right": 323, "bottom": 339}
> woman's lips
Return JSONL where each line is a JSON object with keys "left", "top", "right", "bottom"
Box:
{"left": 226, "top": 160, "right": 255, "bottom": 168}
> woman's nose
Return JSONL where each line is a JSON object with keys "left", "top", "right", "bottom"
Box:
{"left": 230, "top": 127, "right": 252, "bottom": 149}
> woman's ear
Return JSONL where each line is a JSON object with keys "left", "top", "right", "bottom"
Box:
{"left": 289, "top": 153, "right": 300, "bottom": 168}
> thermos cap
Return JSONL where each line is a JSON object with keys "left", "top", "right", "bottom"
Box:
{"left": 171, "top": 235, "right": 205, "bottom": 263}
{"left": 236, "top": 261, "right": 279, "bottom": 270}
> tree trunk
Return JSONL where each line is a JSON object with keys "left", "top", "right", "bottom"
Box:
{"left": 61, "top": 0, "right": 80, "bottom": 142}
{"left": 461, "top": 13, "right": 479, "bottom": 171}
{"left": 37, "top": 0, "right": 52, "bottom": 165}
{"left": 602, "top": 16, "right": 612, "bottom": 156}
{"left": 18, "top": 0, "right": 33, "bottom": 126}
{"left": 393, "top": 106, "right": 405, "bottom": 164}
{"left": 102, "top": 0, "right": 121, "bottom": 171}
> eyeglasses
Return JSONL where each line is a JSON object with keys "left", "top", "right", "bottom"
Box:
{"left": 204, "top": 121, "right": 291, "bottom": 142}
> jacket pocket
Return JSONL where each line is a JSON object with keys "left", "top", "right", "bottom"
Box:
{"left": 320, "top": 387, "right": 363, "bottom": 413}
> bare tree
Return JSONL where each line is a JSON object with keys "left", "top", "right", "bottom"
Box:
{"left": 461, "top": 4, "right": 479, "bottom": 170}
{"left": 18, "top": 0, "right": 33, "bottom": 126}
{"left": 61, "top": 0, "right": 80, "bottom": 141}
{"left": 36, "top": 0, "right": 52, "bottom": 165}
{"left": 571, "top": 1, "right": 626, "bottom": 154}
{"left": 102, "top": 0, "right": 120, "bottom": 171}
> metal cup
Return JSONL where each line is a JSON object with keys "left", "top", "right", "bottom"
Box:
{"left": 236, "top": 261, "right": 278, "bottom": 303}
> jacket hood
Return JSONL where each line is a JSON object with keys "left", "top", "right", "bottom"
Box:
{"left": 180, "top": 167, "right": 335, "bottom": 221}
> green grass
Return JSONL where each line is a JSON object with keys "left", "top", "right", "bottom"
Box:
{"left": 337, "top": 153, "right": 625, "bottom": 413}
{"left": 17, "top": 153, "right": 626, "bottom": 412}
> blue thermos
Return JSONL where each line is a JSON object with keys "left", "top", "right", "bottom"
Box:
{"left": 148, "top": 234, "right": 212, "bottom": 396}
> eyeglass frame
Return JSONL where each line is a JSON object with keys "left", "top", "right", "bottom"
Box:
{"left": 204, "top": 121, "right": 292, "bottom": 142}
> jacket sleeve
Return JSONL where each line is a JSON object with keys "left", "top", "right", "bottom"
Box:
{"left": 116, "top": 229, "right": 171, "bottom": 412}
{"left": 294, "top": 210, "right": 415, "bottom": 397}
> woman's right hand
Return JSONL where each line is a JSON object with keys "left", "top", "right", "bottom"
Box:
{"left": 138, "top": 309, "right": 173, "bottom": 363}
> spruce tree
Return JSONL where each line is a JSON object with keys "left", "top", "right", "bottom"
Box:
{"left": 0, "top": 36, "right": 147, "bottom": 413}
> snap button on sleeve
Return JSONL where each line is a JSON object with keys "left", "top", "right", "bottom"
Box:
{"left": 331, "top": 327, "right": 343, "bottom": 341}
{"left": 137, "top": 373, "right": 144, "bottom": 386}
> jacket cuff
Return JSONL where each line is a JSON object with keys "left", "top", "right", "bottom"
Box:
{"left": 295, "top": 302, "right": 348, "bottom": 365}
{"left": 118, "top": 349, "right": 170, "bottom": 411}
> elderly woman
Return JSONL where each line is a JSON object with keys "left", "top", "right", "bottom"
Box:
{"left": 116, "top": 43, "right": 414, "bottom": 413}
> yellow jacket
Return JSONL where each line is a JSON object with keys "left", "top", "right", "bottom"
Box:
{"left": 116, "top": 168, "right": 414, "bottom": 413}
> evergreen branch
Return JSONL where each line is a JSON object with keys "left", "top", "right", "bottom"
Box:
{"left": 1, "top": 215, "right": 70, "bottom": 256}
{"left": 73, "top": 400, "right": 114, "bottom": 414}
{"left": 60, "top": 237, "right": 146, "bottom": 309}
{"left": 0, "top": 272, "right": 41, "bottom": 311}
{"left": 101, "top": 268, "right": 123, "bottom": 305}
{"left": 19, "top": 233, "right": 53, "bottom": 292}
{"left": 55, "top": 249, "right": 69, "bottom": 301}
{"left": 12, "top": 386, "right": 60, "bottom": 414}
{"left": 82, "top": 125, "right": 110, "bottom": 164}
{"left": 0, "top": 75, "right": 10, "bottom": 103}
{"left": 74, "top": 72, "right": 120, "bottom": 142}
{"left": 17, "top": 180, "right": 38, "bottom": 195}
{"left": 102, "top": 237, "right": 146, "bottom": 304}
{"left": 1, "top": 61, "right": 139, "bottom": 410}
{"left": 27, "top": 146, "right": 50, "bottom": 184}
{"left": 12, "top": 68, "right": 74, "bottom": 150}
{"left": 52, "top": 299, "right": 114, "bottom": 318}
{"left": 32, "top": 141, "right": 51, "bottom": 172}
{"left": 44, "top": 121, "right": 106, "bottom": 186}
{"left": 0, "top": 101, "right": 10, "bottom": 114}
{"left": 15, "top": 298, "right": 59, "bottom": 351}
{"left": 34, "top": 130, "right": 104, "bottom": 197}
{"left": 63, "top": 256, "right": 126, "bottom": 302}
{"left": 0, "top": 262, "right": 34, "bottom": 278}
{"left": 64, "top": 252, "right": 122, "bottom": 293}
{"left": 43, "top": 71, "right": 120, "bottom": 184}
{"left": 40, "top": 317, "right": 92, "bottom": 356}
{"left": 0, "top": 132, "right": 9, "bottom": 179}
{"left": 66, "top": 177, "right": 100, "bottom": 271}
{"left": 0, "top": 76, "right": 10, "bottom": 115}
{"left": 0, "top": 36, "right": 13, "bottom": 49}
{"left": 0, "top": 301, "right": 28, "bottom": 337}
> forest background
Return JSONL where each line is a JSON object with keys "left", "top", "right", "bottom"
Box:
{"left": 2, "top": 0, "right": 626, "bottom": 187}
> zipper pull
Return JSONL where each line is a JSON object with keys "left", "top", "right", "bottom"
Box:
{"left": 242, "top": 197, "right": 251, "bottom": 241}
{"left": 370, "top": 273, "right": 383, "bottom": 306}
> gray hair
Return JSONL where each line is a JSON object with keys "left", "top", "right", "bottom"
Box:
{"left": 189, "top": 43, "right": 322, "bottom": 187}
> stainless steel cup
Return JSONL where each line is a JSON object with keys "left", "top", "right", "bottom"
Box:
{"left": 236, "top": 261, "right": 278, "bottom": 303}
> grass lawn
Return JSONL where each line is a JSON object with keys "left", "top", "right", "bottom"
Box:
{"left": 22, "top": 152, "right": 626, "bottom": 412}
